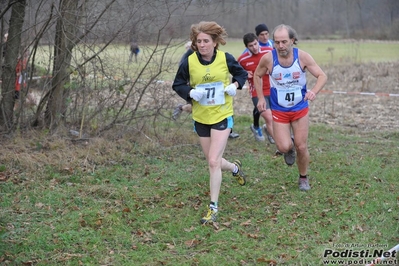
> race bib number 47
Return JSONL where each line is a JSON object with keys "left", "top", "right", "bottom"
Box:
{"left": 276, "top": 85, "right": 302, "bottom": 108}
{"left": 196, "top": 81, "right": 225, "bottom": 106}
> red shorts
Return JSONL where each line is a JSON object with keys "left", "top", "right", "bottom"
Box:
{"left": 272, "top": 108, "right": 308, "bottom": 124}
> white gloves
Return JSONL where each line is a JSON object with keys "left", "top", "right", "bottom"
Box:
{"left": 189, "top": 89, "right": 206, "bottom": 101}
{"left": 224, "top": 83, "right": 237, "bottom": 96}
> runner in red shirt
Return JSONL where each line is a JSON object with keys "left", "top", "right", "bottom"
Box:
{"left": 238, "top": 33, "right": 275, "bottom": 144}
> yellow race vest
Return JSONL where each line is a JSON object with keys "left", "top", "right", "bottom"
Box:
{"left": 188, "top": 50, "right": 233, "bottom": 125}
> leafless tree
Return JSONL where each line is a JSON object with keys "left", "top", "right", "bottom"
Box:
{"left": 0, "top": 0, "right": 26, "bottom": 132}
{"left": 0, "top": 0, "right": 397, "bottom": 136}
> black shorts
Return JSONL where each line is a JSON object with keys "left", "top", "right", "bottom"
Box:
{"left": 194, "top": 116, "right": 234, "bottom": 137}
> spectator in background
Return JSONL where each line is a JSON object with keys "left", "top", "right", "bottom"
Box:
{"left": 2, "top": 33, "right": 8, "bottom": 58}
{"left": 15, "top": 49, "right": 29, "bottom": 100}
{"left": 129, "top": 40, "right": 140, "bottom": 63}
{"left": 2, "top": 34, "right": 35, "bottom": 109}
{"left": 172, "top": 21, "right": 248, "bottom": 224}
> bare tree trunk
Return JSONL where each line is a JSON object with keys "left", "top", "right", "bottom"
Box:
{"left": 345, "top": 0, "right": 351, "bottom": 38}
{"left": 0, "top": 1, "right": 13, "bottom": 90}
{"left": 0, "top": 0, "right": 26, "bottom": 132}
{"left": 44, "top": 0, "right": 79, "bottom": 130}
{"left": 356, "top": 0, "right": 365, "bottom": 31}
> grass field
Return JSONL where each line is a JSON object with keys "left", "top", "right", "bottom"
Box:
{"left": 1, "top": 39, "right": 399, "bottom": 265}
{"left": 224, "top": 39, "right": 399, "bottom": 65}
{"left": 32, "top": 39, "right": 399, "bottom": 82}
{"left": 0, "top": 120, "right": 398, "bottom": 265}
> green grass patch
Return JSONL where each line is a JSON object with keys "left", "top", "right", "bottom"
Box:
{"left": 297, "top": 41, "right": 399, "bottom": 65}
{"left": 0, "top": 121, "right": 398, "bottom": 265}
{"left": 32, "top": 40, "right": 399, "bottom": 82}
{"left": 224, "top": 39, "right": 399, "bottom": 65}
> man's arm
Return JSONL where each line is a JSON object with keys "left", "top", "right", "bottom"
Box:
{"left": 254, "top": 52, "right": 271, "bottom": 112}
{"left": 300, "top": 50, "right": 327, "bottom": 101}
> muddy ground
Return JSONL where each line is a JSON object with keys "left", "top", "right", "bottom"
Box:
{"left": 231, "top": 61, "right": 399, "bottom": 132}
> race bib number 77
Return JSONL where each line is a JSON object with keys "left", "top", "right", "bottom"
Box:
{"left": 195, "top": 81, "right": 225, "bottom": 106}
